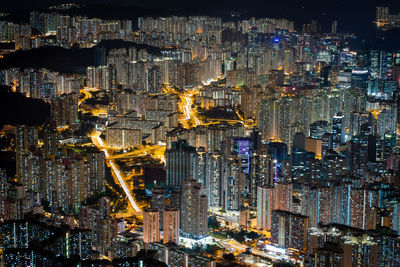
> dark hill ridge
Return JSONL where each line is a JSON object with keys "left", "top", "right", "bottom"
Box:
{"left": 0, "top": 41, "right": 161, "bottom": 74}
{"left": 0, "top": 86, "right": 50, "bottom": 127}
{"left": 0, "top": 46, "right": 93, "bottom": 74}
{"left": 96, "top": 39, "right": 162, "bottom": 55}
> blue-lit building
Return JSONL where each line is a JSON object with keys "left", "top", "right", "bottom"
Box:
{"left": 40, "top": 82, "right": 56, "bottom": 100}
{"left": 291, "top": 148, "right": 316, "bottom": 181}
{"left": 367, "top": 80, "right": 398, "bottom": 100}
{"left": 332, "top": 113, "right": 345, "bottom": 148}
{"left": 347, "top": 137, "right": 369, "bottom": 178}
{"left": 351, "top": 69, "right": 369, "bottom": 90}
{"left": 383, "top": 132, "right": 396, "bottom": 160}
{"left": 0, "top": 217, "right": 94, "bottom": 264}
{"left": 232, "top": 138, "right": 253, "bottom": 174}
{"left": 392, "top": 198, "right": 400, "bottom": 236}
{"left": 309, "top": 121, "right": 330, "bottom": 140}
{"left": 267, "top": 142, "right": 288, "bottom": 162}
{"left": 3, "top": 247, "right": 70, "bottom": 266}
{"left": 267, "top": 142, "right": 289, "bottom": 182}
{"left": 322, "top": 151, "right": 347, "bottom": 181}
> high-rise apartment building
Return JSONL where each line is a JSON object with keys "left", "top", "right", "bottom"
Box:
{"left": 143, "top": 208, "right": 160, "bottom": 244}
{"left": 166, "top": 140, "right": 198, "bottom": 187}
{"left": 163, "top": 208, "right": 180, "bottom": 244}
{"left": 180, "top": 178, "right": 208, "bottom": 238}
{"left": 271, "top": 210, "right": 310, "bottom": 251}
{"left": 257, "top": 186, "right": 275, "bottom": 231}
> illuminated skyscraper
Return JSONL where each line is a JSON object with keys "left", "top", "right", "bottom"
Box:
{"left": 180, "top": 178, "right": 208, "bottom": 238}
{"left": 271, "top": 210, "right": 309, "bottom": 250}
{"left": 43, "top": 124, "right": 57, "bottom": 158}
{"left": 222, "top": 156, "right": 245, "bottom": 211}
{"left": 348, "top": 137, "right": 368, "bottom": 178}
{"left": 146, "top": 66, "right": 162, "bottom": 94}
{"left": 322, "top": 152, "right": 347, "bottom": 181}
{"left": 267, "top": 142, "right": 289, "bottom": 182}
{"left": 332, "top": 113, "right": 345, "bottom": 148}
{"left": 50, "top": 93, "right": 78, "bottom": 127}
{"left": 258, "top": 98, "right": 280, "bottom": 141}
{"left": 376, "top": 6, "right": 390, "bottom": 24}
{"left": 143, "top": 208, "right": 160, "bottom": 244}
{"left": 350, "top": 112, "right": 370, "bottom": 137}
{"left": 87, "top": 149, "right": 106, "bottom": 195}
{"left": 163, "top": 208, "right": 180, "bottom": 244}
{"left": 16, "top": 125, "right": 38, "bottom": 186}
{"left": 377, "top": 109, "right": 396, "bottom": 137}
{"left": 166, "top": 140, "right": 198, "bottom": 187}
{"left": 152, "top": 186, "right": 166, "bottom": 229}
{"left": 249, "top": 153, "right": 273, "bottom": 207}
{"left": 256, "top": 186, "right": 275, "bottom": 231}
{"left": 309, "top": 121, "right": 330, "bottom": 140}
{"left": 205, "top": 152, "right": 223, "bottom": 208}
{"left": 275, "top": 182, "right": 293, "bottom": 212}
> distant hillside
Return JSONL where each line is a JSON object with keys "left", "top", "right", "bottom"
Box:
{"left": 96, "top": 39, "right": 162, "bottom": 55}
{"left": 0, "top": 46, "right": 94, "bottom": 74}
{"left": 0, "top": 86, "right": 50, "bottom": 127}
{"left": 0, "top": 41, "right": 161, "bottom": 74}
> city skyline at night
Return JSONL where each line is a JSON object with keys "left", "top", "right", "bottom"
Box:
{"left": 1, "top": 1, "right": 400, "bottom": 266}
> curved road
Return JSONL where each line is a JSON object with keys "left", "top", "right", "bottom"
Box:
{"left": 91, "top": 132, "right": 141, "bottom": 212}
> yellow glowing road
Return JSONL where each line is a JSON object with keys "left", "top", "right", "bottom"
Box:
{"left": 79, "top": 90, "right": 92, "bottom": 105}
{"left": 217, "top": 238, "right": 303, "bottom": 265}
{"left": 182, "top": 94, "right": 192, "bottom": 120}
{"left": 79, "top": 87, "right": 108, "bottom": 116}
{"left": 107, "top": 144, "right": 166, "bottom": 163}
{"left": 163, "top": 84, "right": 202, "bottom": 129}
{"left": 91, "top": 131, "right": 141, "bottom": 212}
{"left": 79, "top": 87, "right": 98, "bottom": 105}
{"left": 79, "top": 86, "right": 167, "bottom": 214}
{"left": 180, "top": 92, "right": 202, "bottom": 128}
{"left": 162, "top": 77, "right": 256, "bottom": 130}
{"left": 80, "top": 91, "right": 165, "bottom": 213}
